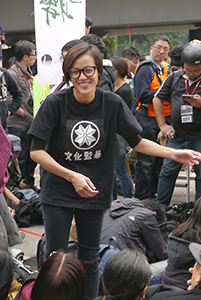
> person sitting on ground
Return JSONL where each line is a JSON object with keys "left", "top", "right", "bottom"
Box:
{"left": 162, "top": 196, "right": 201, "bottom": 290}
{"left": 148, "top": 242, "right": 201, "bottom": 300}
{"left": 16, "top": 251, "right": 85, "bottom": 300}
{"left": 0, "top": 249, "right": 13, "bottom": 300}
{"left": 96, "top": 248, "right": 152, "bottom": 300}
{"left": 100, "top": 198, "right": 167, "bottom": 263}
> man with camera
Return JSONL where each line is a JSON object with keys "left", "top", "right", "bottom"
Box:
{"left": 7, "top": 40, "right": 37, "bottom": 189}
{"left": 153, "top": 42, "right": 201, "bottom": 207}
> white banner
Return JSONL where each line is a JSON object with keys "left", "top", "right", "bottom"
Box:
{"left": 34, "top": 0, "right": 86, "bottom": 85}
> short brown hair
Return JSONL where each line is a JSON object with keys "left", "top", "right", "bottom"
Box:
{"left": 63, "top": 43, "right": 103, "bottom": 85}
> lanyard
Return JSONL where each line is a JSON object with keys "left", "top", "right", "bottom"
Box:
{"left": 185, "top": 78, "right": 201, "bottom": 95}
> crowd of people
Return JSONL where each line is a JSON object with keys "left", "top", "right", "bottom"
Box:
{"left": 1, "top": 16, "right": 201, "bottom": 300}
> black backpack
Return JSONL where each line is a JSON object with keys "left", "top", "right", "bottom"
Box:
{"left": 7, "top": 189, "right": 43, "bottom": 227}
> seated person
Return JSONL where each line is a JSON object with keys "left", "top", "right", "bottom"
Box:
{"left": 100, "top": 198, "right": 167, "bottom": 262}
{"left": 0, "top": 250, "right": 13, "bottom": 300}
{"left": 96, "top": 249, "right": 152, "bottom": 300}
{"left": 15, "top": 251, "right": 85, "bottom": 300}
{"left": 162, "top": 197, "right": 201, "bottom": 290}
{"left": 148, "top": 242, "right": 201, "bottom": 300}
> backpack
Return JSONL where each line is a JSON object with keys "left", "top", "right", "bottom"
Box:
{"left": 36, "top": 234, "right": 78, "bottom": 270}
{"left": 7, "top": 189, "right": 43, "bottom": 227}
{"left": 98, "top": 237, "right": 120, "bottom": 294}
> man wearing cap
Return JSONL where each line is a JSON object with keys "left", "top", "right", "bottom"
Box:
{"left": 149, "top": 242, "right": 201, "bottom": 299}
{"left": 153, "top": 42, "right": 201, "bottom": 207}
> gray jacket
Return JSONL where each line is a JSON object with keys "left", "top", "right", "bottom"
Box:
{"left": 100, "top": 198, "right": 167, "bottom": 262}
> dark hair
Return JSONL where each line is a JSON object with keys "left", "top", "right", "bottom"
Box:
{"left": 85, "top": 16, "right": 92, "bottom": 28}
{"left": 102, "top": 249, "right": 151, "bottom": 300}
{"left": 31, "top": 251, "right": 85, "bottom": 300}
{"left": 151, "top": 35, "right": 171, "bottom": 46}
{"left": 173, "top": 197, "right": 201, "bottom": 242}
{"left": 7, "top": 56, "right": 16, "bottom": 69}
{"left": 0, "top": 250, "right": 13, "bottom": 300}
{"left": 110, "top": 56, "right": 129, "bottom": 78}
{"left": 169, "top": 45, "right": 184, "bottom": 67}
{"left": 14, "top": 40, "right": 36, "bottom": 62}
{"left": 80, "top": 34, "right": 106, "bottom": 55}
{"left": 61, "top": 39, "right": 85, "bottom": 55}
{"left": 142, "top": 198, "right": 166, "bottom": 224}
{"left": 122, "top": 46, "right": 141, "bottom": 60}
{"left": 63, "top": 43, "right": 103, "bottom": 85}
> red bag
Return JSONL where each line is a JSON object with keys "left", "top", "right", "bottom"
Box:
{"left": 0, "top": 124, "right": 11, "bottom": 193}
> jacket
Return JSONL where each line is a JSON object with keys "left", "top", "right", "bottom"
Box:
{"left": 0, "top": 67, "right": 23, "bottom": 129}
{"left": 100, "top": 198, "right": 167, "bottom": 262}
{"left": 7, "top": 62, "right": 33, "bottom": 130}
{"left": 97, "top": 59, "right": 116, "bottom": 91}
{"left": 163, "top": 230, "right": 200, "bottom": 290}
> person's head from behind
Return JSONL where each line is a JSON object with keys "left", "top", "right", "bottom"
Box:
{"left": 7, "top": 56, "right": 16, "bottom": 69}
{"left": 31, "top": 251, "right": 85, "bottom": 300}
{"left": 174, "top": 197, "right": 201, "bottom": 240}
{"left": 61, "top": 39, "right": 85, "bottom": 60}
{"left": 0, "top": 250, "right": 13, "bottom": 300}
{"left": 182, "top": 42, "right": 201, "bottom": 81}
{"left": 122, "top": 46, "right": 141, "bottom": 74}
{"left": 142, "top": 198, "right": 166, "bottom": 224}
{"left": 168, "top": 45, "right": 184, "bottom": 68}
{"left": 14, "top": 40, "right": 36, "bottom": 66}
{"left": 85, "top": 16, "right": 92, "bottom": 35}
{"left": 110, "top": 56, "right": 129, "bottom": 79}
{"left": 80, "top": 34, "right": 106, "bottom": 56}
{"left": 63, "top": 43, "right": 103, "bottom": 103}
{"left": 102, "top": 249, "right": 152, "bottom": 300}
{"left": 150, "top": 35, "right": 170, "bottom": 65}
{"left": 189, "top": 242, "right": 201, "bottom": 290}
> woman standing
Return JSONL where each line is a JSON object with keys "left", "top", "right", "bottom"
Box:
{"left": 29, "top": 43, "right": 201, "bottom": 300}
{"left": 110, "top": 56, "right": 134, "bottom": 199}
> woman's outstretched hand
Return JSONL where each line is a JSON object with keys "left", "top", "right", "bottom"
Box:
{"left": 172, "top": 149, "right": 201, "bottom": 166}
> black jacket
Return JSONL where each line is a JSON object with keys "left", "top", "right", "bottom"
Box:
{"left": 100, "top": 198, "right": 167, "bottom": 262}
{"left": 163, "top": 229, "right": 200, "bottom": 290}
{"left": 0, "top": 67, "right": 23, "bottom": 129}
{"left": 97, "top": 60, "right": 115, "bottom": 92}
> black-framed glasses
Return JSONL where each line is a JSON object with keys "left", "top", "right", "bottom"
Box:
{"left": 67, "top": 66, "right": 97, "bottom": 79}
{"left": 29, "top": 53, "right": 37, "bottom": 57}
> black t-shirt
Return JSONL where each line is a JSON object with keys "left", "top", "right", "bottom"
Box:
{"left": 116, "top": 83, "right": 134, "bottom": 109}
{"left": 28, "top": 87, "right": 142, "bottom": 210}
{"left": 155, "top": 70, "right": 201, "bottom": 141}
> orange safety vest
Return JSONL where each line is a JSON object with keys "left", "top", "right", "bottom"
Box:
{"left": 148, "top": 66, "right": 170, "bottom": 117}
{"left": 135, "top": 62, "right": 170, "bottom": 117}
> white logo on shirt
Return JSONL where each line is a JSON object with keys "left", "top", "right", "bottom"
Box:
{"left": 128, "top": 215, "right": 135, "bottom": 221}
{"left": 71, "top": 120, "right": 100, "bottom": 150}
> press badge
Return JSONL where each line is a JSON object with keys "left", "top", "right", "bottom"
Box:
{"left": 180, "top": 105, "right": 193, "bottom": 123}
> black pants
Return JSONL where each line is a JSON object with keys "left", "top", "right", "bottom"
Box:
{"left": 135, "top": 107, "right": 171, "bottom": 199}
{"left": 42, "top": 204, "right": 104, "bottom": 300}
